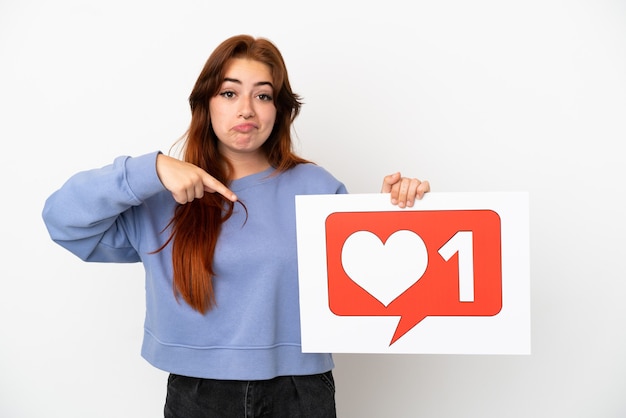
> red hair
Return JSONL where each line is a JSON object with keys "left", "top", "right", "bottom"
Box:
{"left": 165, "top": 35, "right": 309, "bottom": 313}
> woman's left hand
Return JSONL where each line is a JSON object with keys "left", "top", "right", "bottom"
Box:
{"left": 381, "top": 172, "right": 430, "bottom": 208}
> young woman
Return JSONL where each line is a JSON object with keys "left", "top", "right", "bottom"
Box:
{"left": 42, "top": 34, "right": 430, "bottom": 417}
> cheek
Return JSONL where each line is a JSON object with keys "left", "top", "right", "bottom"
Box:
{"left": 265, "top": 109, "right": 277, "bottom": 128}
{"left": 209, "top": 105, "right": 228, "bottom": 127}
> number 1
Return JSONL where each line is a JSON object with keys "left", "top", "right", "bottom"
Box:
{"left": 438, "top": 231, "right": 475, "bottom": 302}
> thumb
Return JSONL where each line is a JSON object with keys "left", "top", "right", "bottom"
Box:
{"left": 381, "top": 172, "right": 401, "bottom": 193}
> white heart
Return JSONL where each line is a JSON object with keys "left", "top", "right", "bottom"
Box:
{"left": 341, "top": 230, "right": 428, "bottom": 306}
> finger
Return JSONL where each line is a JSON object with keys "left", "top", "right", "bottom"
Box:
{"left": 173, "top": 190, "right": 192, "bottom": 205}
{"left": 186, "top": 188, "right": 193, "bottom": 203}
{"left": 194, "top": 181, "right": 205, "bottom": 200}
{"left": 404, "top": 178, "right": 421, "bottom": 207}
{"left": 185, "top": 173, "right": 204, "bottom": 203}
{"left": 381, "top": 172, "right": 401, "bottom": 194}
{"left": 396, "top": 178, "right": 410, "bottom": 208}
{"left": 203, "top": 175, "right": 237, "bottom": 202}
{"left": 416, "top": 180, "right": 430, "bottom": 200}
{"left": 394, "top": 177, "right": 422, "bottom": 208}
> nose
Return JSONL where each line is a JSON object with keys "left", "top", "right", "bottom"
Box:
{"left": 238, "top": 97, "right": 255, "bottom": 119}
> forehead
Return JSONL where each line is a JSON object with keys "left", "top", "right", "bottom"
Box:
{"left": 223, "top": 58, "right": 273, "bottom": 84}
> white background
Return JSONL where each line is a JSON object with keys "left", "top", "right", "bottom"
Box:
{"left": 1, "top": 1, "right": 624, "bottom": 417}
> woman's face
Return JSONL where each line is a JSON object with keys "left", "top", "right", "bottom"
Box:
{"left": 209, "top": 58, "right": 277, "bottom": 162}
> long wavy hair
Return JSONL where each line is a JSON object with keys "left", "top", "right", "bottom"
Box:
{"left": 163, "top": 35, "right": 309, "bottom": 313}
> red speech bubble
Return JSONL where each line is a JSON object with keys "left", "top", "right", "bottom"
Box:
{"left": 325, "top": 210, "right": 502, "bottom": 345}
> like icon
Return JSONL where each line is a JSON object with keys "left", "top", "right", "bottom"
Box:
{"left": 325, "top": 210, "right": 503, "bottom": 345}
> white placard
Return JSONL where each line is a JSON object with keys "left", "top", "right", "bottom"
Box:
{"left": 295, "top": 192, "right": 530, "bottom": 354}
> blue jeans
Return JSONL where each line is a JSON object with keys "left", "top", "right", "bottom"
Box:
{"left": 164, "top": 371, "right": 337, "bottom": 418}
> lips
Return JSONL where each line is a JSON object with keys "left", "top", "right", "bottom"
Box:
{"left": 232, "top": 123, "right": 257, "bottom": 133}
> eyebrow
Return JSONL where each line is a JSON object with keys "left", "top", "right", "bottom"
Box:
{"left": 223, "top": 77, "right": 274, "bottom": 88}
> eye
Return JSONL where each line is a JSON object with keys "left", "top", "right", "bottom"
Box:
{"left": 257, "top": 93, "right": 273, "bottom": 102}
{"left": 219, "top": 90, "right": 236, "bottom": 99}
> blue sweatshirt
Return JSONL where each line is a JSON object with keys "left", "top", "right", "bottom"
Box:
{"left": 42, "top": 151, "right": 347, "bottom": 380}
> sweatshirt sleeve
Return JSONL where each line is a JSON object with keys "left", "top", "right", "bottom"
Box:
{"left": 42, "top": 151, "right": 167, "bottom": 263}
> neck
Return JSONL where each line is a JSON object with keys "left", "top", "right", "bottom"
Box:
{"left": 224, "top": 152, "right": 271, "bottom": 180}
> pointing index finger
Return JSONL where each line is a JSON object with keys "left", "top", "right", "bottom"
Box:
{"left": 203, "top": 175, "right": 237, "bottom": 202}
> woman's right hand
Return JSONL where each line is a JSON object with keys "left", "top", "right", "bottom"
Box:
{"left": 156, "top": 154, "right": 237, "bottom": 204}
